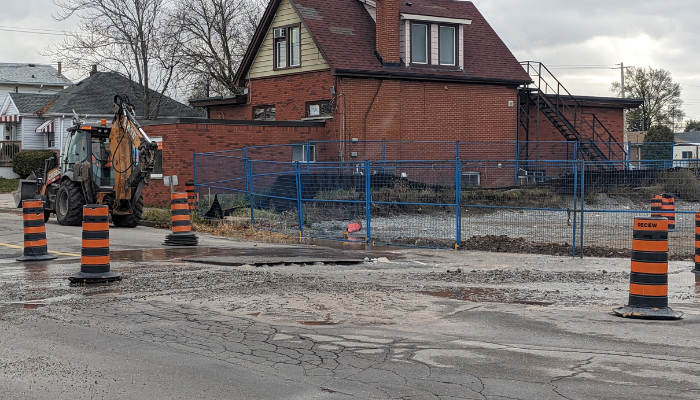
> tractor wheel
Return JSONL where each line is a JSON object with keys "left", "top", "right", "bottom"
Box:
{"left": 56, "top": 180, "right": 85, "bottom": 226}
{"left": 112, "top": 195, "right": 143, "bottom": 228}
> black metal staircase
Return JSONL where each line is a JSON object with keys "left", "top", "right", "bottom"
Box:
{"left": 518, "top": 61, "right": 625, "bottom": 171}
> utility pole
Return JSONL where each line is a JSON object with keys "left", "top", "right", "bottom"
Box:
{"left": 615, "top": 62, "right": 633, "bottom": 151}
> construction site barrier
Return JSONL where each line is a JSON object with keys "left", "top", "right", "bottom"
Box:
{"left": 186, "top": 180, "right": 196, "bottom": 211}
{"left": 164, "top": 192, "right": 198, "bottom": 246}
{"left": 650, "top": 194, "right": 662, "bottom": 218}
{"left": 17, "top": 199, "right": 57, "bottom": 261}
{"left": 613, "top": 217, "right": 681, "bottom": 319}
{"left": 68, "top": 205, "right": 121, "bottom": 284}
{"left": 662, "top": 194, "right": 675, "bottom": 232}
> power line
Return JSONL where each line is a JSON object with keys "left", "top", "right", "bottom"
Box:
{"left": 0, "top": 25, "right": 85, "bottom": 37}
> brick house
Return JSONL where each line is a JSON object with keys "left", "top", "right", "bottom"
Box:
{"left": 142, "top": 0, "right": 641, "bottom": 205}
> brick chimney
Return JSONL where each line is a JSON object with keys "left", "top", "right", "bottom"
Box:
{"left": 375, "top": 0, "right": 401, "bottom": 67}
{"left": 90, "top": 64, "right": 98, "bottom": 76}
{"left": 57, "top": 61, "right": 62, "bottom": 77}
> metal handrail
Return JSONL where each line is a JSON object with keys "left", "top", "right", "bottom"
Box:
{"left": 520, "top": 61, "right": 624, "bottom": 162}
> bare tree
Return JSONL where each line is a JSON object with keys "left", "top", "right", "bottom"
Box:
{"left": 611, "top": 66, "right": 685, "bottom": 132}
{"left": 48, "top": 0, "right": 177, "bottom": 118}
{"left": 171, "top": 0, "right": 264, "bottom": 97}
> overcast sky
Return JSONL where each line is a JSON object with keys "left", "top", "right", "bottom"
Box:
{"left": 1, "top": 0, "right": 699, "bottom": 122}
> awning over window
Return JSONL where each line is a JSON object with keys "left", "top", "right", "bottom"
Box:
{"left": 0, "top": 115, "right": 21, "bottom": 123}
{"left": 35, "top": 119, "right": 54, "bottom": 133}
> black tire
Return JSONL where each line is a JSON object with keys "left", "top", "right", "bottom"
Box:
{"left": 112, "top": 195, "right": 143, "bottom": 228}
{"left": 56, "top": 180, "right": 85, "bottom": 226}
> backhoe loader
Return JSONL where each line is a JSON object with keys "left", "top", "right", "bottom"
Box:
{"left": 13, "top": 95, "right": 159, "bottom": 227}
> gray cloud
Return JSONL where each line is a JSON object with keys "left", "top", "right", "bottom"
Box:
{"left": 1, "top": 0, "right": 699, "bottom": 120}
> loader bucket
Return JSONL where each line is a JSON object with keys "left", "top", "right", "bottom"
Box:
{"left": 12, "top": 180, "right": 38, "bottom": 208}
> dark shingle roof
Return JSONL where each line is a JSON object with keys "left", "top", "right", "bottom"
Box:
{"left": 0, "top": 63, "right": 73, "bottom": 86}
{"left": 399, "top": 0, "right": 474, "bottom": 19}
{"left": 235, "top": 0, "right": 531, "bottom": 85}
{"left": 8, "top": 93, "right": 58, "bottom": 114}
{"left": 46, "top": 72, "right": 203, "bottom": 118}
{"left": 675, "top": 132, "right": 700, "bottom": 143}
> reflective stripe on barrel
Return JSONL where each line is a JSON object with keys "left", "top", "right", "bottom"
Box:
{"left": 650, "top": 194, "right": 662, "bottom": 218}
{"left": 171, "top": 192, "right": 192, "bottom": 233}
{"left": 81, "top": 205, "right": 110, "bottom": 274}
{"left": 186, "top": 180, "right": 195, "bottom": 211}
{"left": 628, "top": 217, "right": 669, "bottom": 309}
{"left": 21, "top": 200, "right": 49, "bottom": 257}
{"left": 662, "top": 194, "right": 675, "bottom": 231}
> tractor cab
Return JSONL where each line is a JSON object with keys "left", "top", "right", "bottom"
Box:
{"left": 62, "top": 123, "right": 114, "bottom": 188}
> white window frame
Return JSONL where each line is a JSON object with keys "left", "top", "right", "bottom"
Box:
{"left": 292, "top": 144, "right": 317, "bottom": 163}
{"left": 410, "top": 22, "right": 429, "bottom": 65}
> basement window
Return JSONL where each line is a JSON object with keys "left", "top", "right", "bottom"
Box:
{"left": 306, "top": 100, "right": 333, "bottom": 118}
{"left": 273, "top": 24, "right": 301, "bottom": 69}
{"left": 253, "top": 106, "right": 275, "bottom": 121}
{"left": 462, "top": 171, "right": 480, "bottom": 188}
{"left": 292, "top": 144, "right": 316, "bottom": 163}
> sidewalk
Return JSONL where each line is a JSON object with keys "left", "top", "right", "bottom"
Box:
{"left": 0, "top": 193, "right": 16, "bottom": 210}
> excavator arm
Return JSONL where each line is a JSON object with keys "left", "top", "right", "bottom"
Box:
{"left": 109, "top": 95, "right": 158, "bottom": 214}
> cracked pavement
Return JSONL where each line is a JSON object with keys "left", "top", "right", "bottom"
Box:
{"left": 1, "top": 211, "right": 700, "bottom": 399}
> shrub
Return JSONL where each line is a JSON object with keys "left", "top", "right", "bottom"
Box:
{"left": 12, "top": 150, "right": 57, "bottom": 178}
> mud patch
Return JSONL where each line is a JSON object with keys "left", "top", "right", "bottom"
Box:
{"left": 421, "top": 288, "right": 553, "bottom": 306}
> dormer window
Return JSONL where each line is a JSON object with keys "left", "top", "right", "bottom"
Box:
{"left": 402, "top": 14, "right": 471, "bottom": 69}
{"left": 411, "top": 23, "right": 428, "bottom": 64}
{"left": 409, "top": 22, "right": 458, "bottom": 67}
{"left": 274, "top": 24, "right": 301, "bottom": 69}
{"left": 439, "top": 26, "right": 456, "bottom": 66}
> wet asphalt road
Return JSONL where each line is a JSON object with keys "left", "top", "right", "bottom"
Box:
{"left": 1, "top": 211, "right": 700, "bottom": 399}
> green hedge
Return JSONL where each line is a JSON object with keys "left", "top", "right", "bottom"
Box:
{"left": 12, "top": 150, "right": 57, "bottom": 178}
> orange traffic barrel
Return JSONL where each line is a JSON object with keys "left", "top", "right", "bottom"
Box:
{"left": 186, "top": 180, "right": 196, "bottom": 211}
{"left": 68, "top": 205, "right": 121, "bottom": 284}
{"left": 693, "top": 212, "right": 700, "bottom": 274}
{"left": 613, "top": 217, "right": 681, "bottom": 319}
{"left": 17, "top": 199, "right": 57, "bottom": 261}
{"left": 650, "top": 194, "right": 662, "bottom": 218}
{"left": 661, "top": 194, "right": 675, "bottom": 232}
{"left": 164, "top": 192, "right": 198, "bottom": 246}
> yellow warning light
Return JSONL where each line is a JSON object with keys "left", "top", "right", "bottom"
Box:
{"left": 100, "top": 119, "right": 107, "bottom": 126}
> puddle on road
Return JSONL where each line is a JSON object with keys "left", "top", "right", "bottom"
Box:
{"left": 421, "top": 288, "right": 554, "bottom": 306}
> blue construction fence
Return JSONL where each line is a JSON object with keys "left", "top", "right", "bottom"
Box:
{"left": 193, "top": 141, "right": 700, "bottom": 258}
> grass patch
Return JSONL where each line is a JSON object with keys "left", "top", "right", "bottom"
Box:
{"left": 0, "top": 178, "right": 19, "bottom": 194}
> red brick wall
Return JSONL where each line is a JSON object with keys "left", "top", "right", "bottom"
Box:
{"left": 141, "top": 123, "right": 326, "bottom": 206}
{"left": 209, "top": 71, "right": 335, "bottom": 122}
{"left": 336, "top": 77, "right": 519, "bottom": 161}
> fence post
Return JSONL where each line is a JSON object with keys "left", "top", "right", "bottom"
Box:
{"left": 381, "top": 139, "right": 386, "bottom": 173}
{"left": 572, "top": 160, "right": 578, "bottom": 257}
{"left": 248, "top": 159, "right": 255, "bottom": 226}
{"left": 306, "top": 140, "right": 311, "bottom": 173}
{"left": 455, "top": 158, "right": 462, "bottom": 249}
{"left": 192, "top": 151, "right": 197, "bottom": 205}
{"left": 514, "top": 141, "right": 520, "bottom": 187}
{"left": 573, "top": 141, "right": 579, "bottom": 161}
{"left": 295, "top": 161, "right": 303, "bottom": 238}
{"left": 243, "top": 148, "right": 249, "bottom": 201}
{"left": 580, "top": 159, "right": 585, "bottom": 258}
{"left": 365, "top": 160, "right": 372, "bottom": 243}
